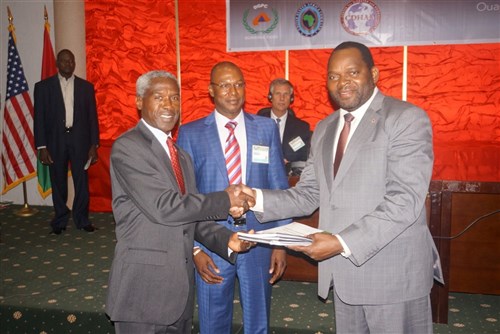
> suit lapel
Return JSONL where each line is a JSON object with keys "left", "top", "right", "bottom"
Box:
{"left": 322, "top": 114, "right": 339, "bottom": 192}
{"left": 50, "top": 76, "right": 66, "bottom": 120}
{"left": 243, "top": 113, "right": 259, "bottom": 184}
{"left": 175, "top": 143, "right": 193, "bottom": 192}
{"left": 243, "top": 112, "right": 259, "bottom": 184}
{"left": 73, "top": 77, "right": 80, "bottom": 111}
{"left": 137, "top": 122, "right": 179, "bottom": 191}
{"left": 333, "top": 93, "right": 384, "bottom": 185}
{"left": 204, "top": 113, "right": 229, "bottom": 182}
{"left": 282, "top": 117, "right": 293, "bottom": 150}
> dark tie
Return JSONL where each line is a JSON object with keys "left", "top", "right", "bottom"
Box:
{"left": 225, "top": 121, "right": 242, "bottom": 184}
{"left": 167, "top": 137, "right": 186, "bottom": 194}
{"left": 333, "top": 113, "right": 355, "bottom": 177}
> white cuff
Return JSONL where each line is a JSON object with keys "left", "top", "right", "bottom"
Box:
{"left": 193, "top": 247, "right": 202, "bottom": 256}
{"left": 252, "top": 188, "right": 264, "bottom": 212}
{"left": 335, "top": 234, "right": 351, "bottom": 258}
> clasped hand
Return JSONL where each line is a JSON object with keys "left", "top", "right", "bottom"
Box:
{"left": 224, "top": 184, "right": 256, "bottom": 218}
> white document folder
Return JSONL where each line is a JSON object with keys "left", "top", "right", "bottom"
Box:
{"left": 238, "top": 222, "right": 323, "bottom": 246}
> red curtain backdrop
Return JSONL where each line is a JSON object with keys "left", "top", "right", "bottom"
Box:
{"left": 85, "top": 0, "right": 500, "bottom": 212}
{"left": 408, "top": 44, "right": 500, "bottom": 181}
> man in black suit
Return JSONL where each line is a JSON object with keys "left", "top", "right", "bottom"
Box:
{"left": 257, "top": 78, "right": 311, "bottom": 175}
{"left": 34, "top": 49, "right": 99, "bottom": 234}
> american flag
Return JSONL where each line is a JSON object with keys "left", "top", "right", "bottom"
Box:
{"left": 1, "top": 31, "right": 37, "bottom": 194}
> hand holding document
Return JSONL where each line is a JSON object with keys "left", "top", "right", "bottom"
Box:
{"left": 237, "top": 222, "right": 324, "bottom": 246}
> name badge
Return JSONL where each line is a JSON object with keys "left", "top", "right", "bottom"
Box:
{"left": 289, "top": 136, "right": 306, "bottom": 152}
{"left": 252, "top": 145, "right": 269, "bottom": 164}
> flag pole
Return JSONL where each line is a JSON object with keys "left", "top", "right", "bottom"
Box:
{"left": 6, "top": 7, "right": 38, "bottom": 217}
{"left": 16, "top": 183, "right": 38, "bottom": 217}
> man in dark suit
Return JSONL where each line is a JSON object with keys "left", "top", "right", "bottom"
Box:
{"left": 248, "top": 41, "right": 442, "bottom": 333}
{"left": 34, "top": 49, "right": 99, "bottom": 234}
{"left": 177, "top": 62, "right": 291, "bottom": 334}
{"left": 257, "top": 78, "right": 311, "bottom": 175}
{"left": 105, "top": 70, "right": 255, "bottom": 334}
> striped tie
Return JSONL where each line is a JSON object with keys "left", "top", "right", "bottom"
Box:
{"left": 225, "top": 121, "right": 242, "bottom": 184}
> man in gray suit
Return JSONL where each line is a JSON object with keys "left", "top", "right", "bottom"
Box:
{"left": 248, "top": 41, "right": 442, "bottom": 333}
{"left": 105, "top": 70, "right": 254, "bottom": 334}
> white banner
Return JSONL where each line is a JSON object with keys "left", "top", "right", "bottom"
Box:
{"left": 227, "top": 0, "right": 500, "bottom": 51}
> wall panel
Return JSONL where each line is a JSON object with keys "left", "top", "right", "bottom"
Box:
{"left": 85, "top": 0, "right": 500, "bottom": 212}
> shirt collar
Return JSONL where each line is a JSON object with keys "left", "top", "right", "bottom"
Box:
{"left": 270, "top": 110, "right": 289, "bottom": 123}
{"left": 58, "top": 73, "right": 75, "bottom": 82}
{"left": 215, "top": 109, "right": 245, "bottom": 126}
{"left": 141, "top": 119, "right": 170, "bottom": 143}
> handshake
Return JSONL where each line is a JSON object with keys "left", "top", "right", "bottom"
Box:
{"left": 224, "top": 184, "right": 256, "bottom": 218}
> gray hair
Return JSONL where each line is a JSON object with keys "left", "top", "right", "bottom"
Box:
{"left": 269, "top": 78, "right": 294, "bottom": 95}
{"left": 136, "top": 70, "right": 179, "bottom": 97}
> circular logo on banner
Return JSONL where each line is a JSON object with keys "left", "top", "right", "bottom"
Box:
{"left": 242, "top": 4, "right": 279, "bottom": 34}
{"left": 341, "top": 0, "right": 381, "bottom": 36}
{"left": 295, "top": 3, "right": 324, "bottom": 37}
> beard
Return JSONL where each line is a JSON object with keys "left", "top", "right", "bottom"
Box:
{"left": 329, "top": 85, "right": 374, "bottom": 112}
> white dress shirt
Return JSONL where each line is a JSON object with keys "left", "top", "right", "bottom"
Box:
{"left": 59, "top": 73, "right": 75, "bottom": 128}
{"left": 141, "top": 119, "right": 172, "bottom": 159}
{"left": 215, "top": 110, "right": 247, "bottom": 184}
{"left": 269, "top": 110, "right": 289, "bottom": 143}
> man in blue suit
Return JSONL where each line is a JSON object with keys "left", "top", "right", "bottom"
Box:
{"left": 34, "top": 49, "right": 99, "bottom": 234}
{"left": 177, "top": 61, "right": 291, "bottom": 334}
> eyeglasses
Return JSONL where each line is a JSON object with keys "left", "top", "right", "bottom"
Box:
{"left": 210, "top": 81, "right": 246, "bottom": 91}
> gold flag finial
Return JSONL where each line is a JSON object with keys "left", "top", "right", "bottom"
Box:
{"left": 7, "top": 6, "right": 13, "bottom": 23}
{"left": 7, "top": 6, "right": 16, "bottom": 44}
{"left": 44, "top": 5, "right": 51, "bottom": 31}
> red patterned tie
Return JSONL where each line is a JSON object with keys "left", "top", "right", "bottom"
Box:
{"left": 225, "top": 121, "right": 242, "bottom": 184}
{"left": 333, "top": 113, "right": 355, "bottom": 177}
{"left": 167, "top": 137, "right": 186, "bottom": 194}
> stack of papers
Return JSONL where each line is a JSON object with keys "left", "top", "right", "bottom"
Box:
{"left": 238, "top": 222, "right": 324, "bottom": 246}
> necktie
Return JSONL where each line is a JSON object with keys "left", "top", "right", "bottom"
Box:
{"left": 333, "top": 113, "right": 355, "bottom": 177}
{"left": 167, "top": 138, "right": 186, "bottom": 194}
{"left": 225, "top": 121, "right": 242, "bottom": 184}
{"left": 276, "top": 118, "right": 284, "bottom": 143}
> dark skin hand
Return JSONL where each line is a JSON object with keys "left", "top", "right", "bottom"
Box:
{"left": 269, "top": 247, "right": 287, "bottom": 284}
{"left": 225, "top": 184, "right": 256, "bottom": 218}
{"left": 288, "top": 233, "right": 344, "bottom": 261}
{"left": 195, "top": 230, "right": 256, "bottom": 284}
{"left": 194, "top": 250, "right": 224, "bottom": 284}
{"left": 88, "top": 145, "right": 99, "bottom": 166}
{"left": 195, "top": 248, "right": 287, "bottom": 284}
{"left": 38, "top": 145, "right": 99, "bottom": 167}
{"left": 38, "top": 148, "right": 53, "bottom": 165}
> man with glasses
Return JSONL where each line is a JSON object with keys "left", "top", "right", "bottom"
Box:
{"left": 177, "top": 61, "right": 291, "bottom": 334}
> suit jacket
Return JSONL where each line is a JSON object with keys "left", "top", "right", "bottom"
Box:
{"left": 257, "top": 107, "right": 311, "bottom": 163}
{"left": 105, "top": 121, "right": 236, "bottom": 325}
{"left": 34, "top": 75, "right": 99, "bottom": 158}
{"left": 257, "top": 91, "right": 442, "bottom": 305}
{"left": 177, "top": 111, "right": 290, "bottom": 231}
